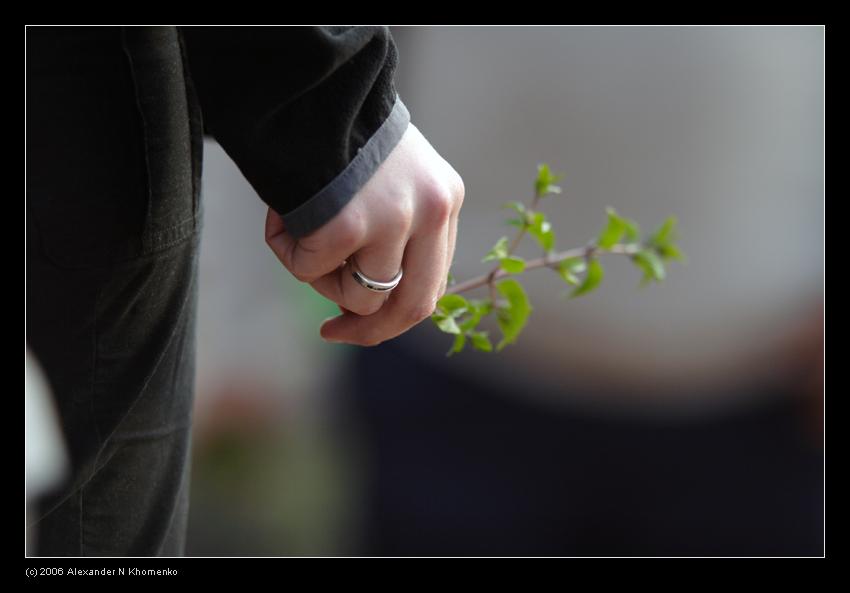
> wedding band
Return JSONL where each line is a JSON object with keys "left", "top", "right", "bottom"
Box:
{"left": 349, "top": 256, "right": 403, "bottom": 292}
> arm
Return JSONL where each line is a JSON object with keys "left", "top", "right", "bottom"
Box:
{"left": 179, "top": 26, "right": 408, "bottom": 238}
{"left": 181, "top": 26, "right": 464, "bottom": 346}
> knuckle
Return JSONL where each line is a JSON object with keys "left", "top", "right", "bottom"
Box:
{"left": 385, "top": 199, "right": 415, "bottom": 235}
{"left": 329, "top": 212, "right": 366, "bottom": 251}
{"left": 291, "top": 267, "right": 317, "bottom": 283}
{"left": 405, "top": 301, "right": 437, "bottom": 326}
{"left": 420, "top": 182, "right": 454, "bottom": 228}
{"left": 450, "top": 170, "right": 465, "bottom": 207}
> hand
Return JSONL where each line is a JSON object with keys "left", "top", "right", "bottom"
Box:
{"left": 265, "top": 123, "right": 465, "bottom": 346}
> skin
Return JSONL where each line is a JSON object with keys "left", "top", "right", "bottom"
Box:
{"left": 265, "top": 123, "right": 465, "bottom": 346}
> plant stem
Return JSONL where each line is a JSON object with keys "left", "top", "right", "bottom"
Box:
{"left": 482, "top": 193, "right": 543, "bottom": 302}
{"left": 447, "top": 243, "right": 640, "bottom": 295}
{"left": 506, "top": 193, "right": 542, "bottom": 254}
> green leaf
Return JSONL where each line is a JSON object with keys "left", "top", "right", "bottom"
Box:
{"left": 649, "top": 216, "right": 679, "bottom": 249}
{"left": 482, "top": 236, "right": 510, "bottom": 263}
{"left": 495, "top": 278, "right": 532, "bottom": 350}
{"left": 534, "top": 163, "right": 563, "bottom": 198}
{"left": 436, "top": 293, "right": 468, "bottom": 316}
{"left": 458, "top": 299, "right": 492, "bottom": 333}
{"left": 503, "top": 201, "right": 526, "bottom": 215}
{"left": 527, "top": 212, "right": 556, "bottom": 252}
{"left": 557, "top": 256, "right": 586, "bottom": 286}
{"left": 470, "top": 298, "right": 494, "bottom": 317}
{"left": 647, "top": 217, "right": 684, "bottom": 265}
{"left": 505, "top": 218, "right": 525, "bottom": 228}
{"left": 622, "top": 219, "right": 640, "bottom": 242}
{"left": 469, "top": 331, "right": 493, "bottom": 352}
{"left": 447, "top": 333, "right": 466, "bottom": 356}
{"left": 571, "top": 258, "right": 604, "bottom": 298}
{"left": 632, "top": 249, "right": 666, "bottom": 285}
{"left": 433, "top": 294, "right": 471, "bottom": 335}
{"left": 500, "top": 255, "right": 526, "bottom": 274}
{"left": 432, "top": 314, "right": 462, "bottom": 335}
{"left": 607, "top": 208, "right": 641, "bottom": 242}
{"left": 597, "top": 208, "right": 626, "bottom": 249}
{"left": 497, "top": 279, "right": 531, "bottom": 313}
{"left": 561, "top": 256, "right": 587, "bottom": 273}
{"left": 657, "top": 243, "right": 686, "bottom": 263}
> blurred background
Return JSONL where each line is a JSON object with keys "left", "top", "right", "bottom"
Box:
{"left": 185, "top": 26, "right": 823, "bottom": 556}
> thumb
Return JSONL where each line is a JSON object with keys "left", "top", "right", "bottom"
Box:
{"left": 265, "top": 208, "right": 296, "bottom": 266}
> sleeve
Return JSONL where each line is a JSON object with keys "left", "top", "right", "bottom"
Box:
{"left": 178, "top": 26, "right": 410, "bottom": 238}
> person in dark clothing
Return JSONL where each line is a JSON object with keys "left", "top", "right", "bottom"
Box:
{"left": 26, "top": 26, "right": 464, "bottom": 556}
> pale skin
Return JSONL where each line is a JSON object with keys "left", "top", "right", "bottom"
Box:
{"left": 265, "top": 123, "right": 465, "bottom": 346}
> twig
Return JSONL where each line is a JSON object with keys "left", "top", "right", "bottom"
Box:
{"left": 482, "top": 193, "right": 543, "bottom": 302}
{"left": 446, "top": 243, "right": 640, "bottom": 295}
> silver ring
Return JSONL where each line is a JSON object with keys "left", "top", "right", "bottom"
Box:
{"left": 348, "top": 256, "right": 403, "bottom": 292}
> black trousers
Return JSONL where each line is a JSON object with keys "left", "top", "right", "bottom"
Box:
{"left": 27, "top": 28, "right": 203, "bottom": 556}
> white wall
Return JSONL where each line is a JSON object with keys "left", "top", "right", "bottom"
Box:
{"left": 391, "top": 26, "right": 823, "bottom": 403}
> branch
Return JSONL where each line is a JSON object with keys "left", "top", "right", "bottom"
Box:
{"left": 446, "top": 243, "right": 640, "bottom": 295}
{"left": 482, "top": 193, "right": 543, "bottom": 303}
{"left": 431, "top": 163, "right": 683, "bottom": 355}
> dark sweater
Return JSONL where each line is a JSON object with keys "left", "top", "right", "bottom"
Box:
{"left": 27, "top": 26, "right": 409, "bottom": 269}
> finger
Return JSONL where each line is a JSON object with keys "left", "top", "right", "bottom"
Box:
{"left": 309, "top": 236, "right": 406, "bottom": 316}
{"left": 265, "top": 207, "right": 365, "bottom": 283}
{"left": 438, "top": 173, "right": 464, "bottom": 297}
{"left": 320, "top": 223, "right": 448, "bottom": 346}
{"left": 265, "top": 207, "right": 296, "bottom": 266}
{"left": 440, "top": 201, "right": 461, "bottom": 298}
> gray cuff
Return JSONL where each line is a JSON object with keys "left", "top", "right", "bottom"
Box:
{"left": 281, "top": 96, "right": 411, "bottom": 238}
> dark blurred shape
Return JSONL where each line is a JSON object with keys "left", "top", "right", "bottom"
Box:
{"left": 344, "top": 340, "right": 822, "bottom": 557}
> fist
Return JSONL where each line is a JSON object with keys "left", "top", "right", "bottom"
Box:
{"left": 265, "top": 123, "right": 464, "bottom": 346}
